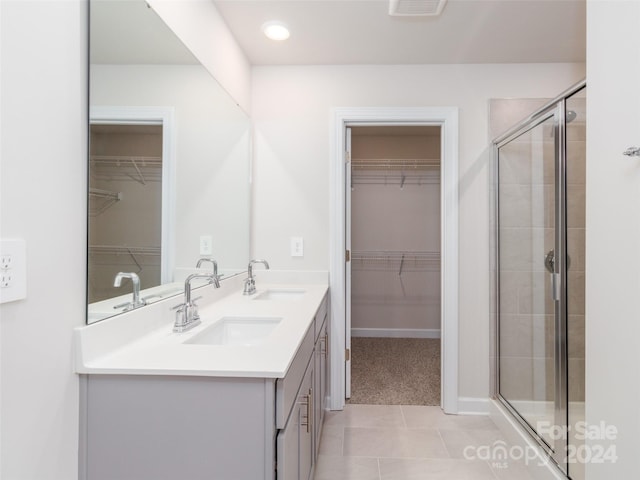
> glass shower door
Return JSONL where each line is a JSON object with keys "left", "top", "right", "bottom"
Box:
{"left": 497, "top": 110, "right": 567, "bottom": 468}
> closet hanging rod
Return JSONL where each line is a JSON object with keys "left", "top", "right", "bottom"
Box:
{"left": 351, "top": 173, "right": 440, "bottom": 186}
{"left": 352, "top": 250, "right": 440, "bottom": 259}
{"left": 351, "top": 158, "right": 440, "bottom": 170}
{"left": 90, "top": 155, "right": 162, "bottom": 166}
{"left": 89, "top": 245, "right": 161, "bottom": 256}
{"left": 89, "top": 188, "right": 121, "bottom": 201}
{"left": 90, "top": 155, "right": 162, "bottom": 184}
{"left": 351, "top": 250, "right": 440, "bottom": 272}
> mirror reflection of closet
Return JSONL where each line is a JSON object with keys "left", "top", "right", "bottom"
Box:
{"left": 88, "top": 124, "right": 163, "bottom": 304}
{"left": 87, "top": 0, "right": 252, "bottom": 324}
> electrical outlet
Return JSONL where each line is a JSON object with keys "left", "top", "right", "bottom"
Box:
{"left": 0, "top": 239, "right": 26, "bottom": 304}
{"left": 1, "top": 255, "right": 12, "bottom": 270}
{"left": 291, "top": 237, "right": 304, "bottom": 257}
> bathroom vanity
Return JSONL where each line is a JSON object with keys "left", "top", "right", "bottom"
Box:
{"left": 75, "top": 275, "right": 329, "bottom": 480}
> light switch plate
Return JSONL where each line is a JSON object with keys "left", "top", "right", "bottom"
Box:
{"left": 0, "top": 239, "right": 26, "bottom": 304}
{"left": 291, "top": 237, "right": 304, "bottom": 257}
{"left": 200, "top": 235, "right": 213, "bottom": 255}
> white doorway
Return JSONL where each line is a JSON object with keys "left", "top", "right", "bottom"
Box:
{"left": 89, "top": 106, "right": 176, "bottom": 285}
{"left": 329, "top": 107, "right": 459, "bottom": 413}
{"left": 347, "top": 125, "right": 442, "bottom": 405}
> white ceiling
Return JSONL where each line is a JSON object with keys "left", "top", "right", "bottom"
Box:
{"left": 91, "top": 0, "right": 198, "bottom": 64}
{"left": 213, "top": 0, "right": 586, "bottom": 65}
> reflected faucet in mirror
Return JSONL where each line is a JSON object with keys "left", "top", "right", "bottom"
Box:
{"left": 173, "top": 273, "right": 220, "bottom": 333}
{"left": 113, "top": 272, "right": 146, "bottom": 311}
{"left": 243, "top": 260, "right": 270, "bottom": 295}
{"left": 196, "top": 258, "right": 219, "bottom": 282}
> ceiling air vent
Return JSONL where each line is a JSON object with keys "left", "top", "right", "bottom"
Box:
{"left": 389, "top": 0, "right": 448, "bottom": 16}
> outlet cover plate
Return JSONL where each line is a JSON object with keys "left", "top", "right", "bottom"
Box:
{"left": 200, "top": 235, "right": 213, "bottom": 255}
{"left": 0, "top": 239, "right": 26, "bottom": 304}
{"left": 291, "top": 237, "right": 304, "bottom": 257}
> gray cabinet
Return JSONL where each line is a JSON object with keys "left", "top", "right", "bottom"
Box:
{"left": 276, "top": 293, "right": 328, "bottom": 480}
{"left": 276, "top": 334, "right": 314, "bottom": 480}
{"left": 79, "top": 375, "right": 275, "bottom": 480}
{"left": 313, "top": 308, "right": 329, "bottom": 460}
{"left": 79, "top": 293, "right": 329, "bottom": 480}
{"left": 277, "top": 363, "right": 312, "bottom": 480}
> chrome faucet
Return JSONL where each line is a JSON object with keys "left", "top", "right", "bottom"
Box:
{"left": 196, "top": 258, "right": 219, "bottom": 283}
{"left": 173, "top": 273, "right": 219, "bottom": 333}
{"left": 113, "top": 272, "right": 146, "bottom": 311}
{"left": 243, "top": 259, "right": 270, "bottom": 295}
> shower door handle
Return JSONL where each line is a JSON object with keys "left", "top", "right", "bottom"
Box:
{"left": 545, "top": 250, "right": 555, "bottom": 273}
{"left": 545, "top": 250, "right": 561, "bottom": 301}
{"left": 550, "top": 273, "right": 561, "bottom": 301}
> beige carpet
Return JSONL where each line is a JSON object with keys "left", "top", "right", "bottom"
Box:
{"left": 348, "top": 337, "right": 441, "bottom": 406}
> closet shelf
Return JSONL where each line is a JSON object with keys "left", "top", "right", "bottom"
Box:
{"left": 89, "top": 245, "right": 161, "bottom": 256}
{"left": 90, "top": 155, "right": 162, "bottom": 184}
{"left": 351, "top": 170, "right": 440, "bottom": 187}
{"left": 351, "top": 158, "right": 440, "bottom": 170}
{"left": 89, "top": 188, "right": 122, "bottom": 216}
{"left": 89, "top": 245, "right": 161, "bottom": 273}
{"left": 351, "top": 250, "right": 440, "bottom": 274}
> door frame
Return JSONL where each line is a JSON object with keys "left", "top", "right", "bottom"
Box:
{"left": 89, "top": 106, "right": 176, "bottom": 283}
{"left": 329, "top": 107, "right": 459, "bottom": 413}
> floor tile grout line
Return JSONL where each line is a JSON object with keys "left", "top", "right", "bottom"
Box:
{"left": 436, "top": 427, "right": 453, "bottom": 459}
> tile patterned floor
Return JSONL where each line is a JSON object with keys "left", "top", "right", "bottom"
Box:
{"left": 313, "top": 405, "right": 535, "bottom": 480}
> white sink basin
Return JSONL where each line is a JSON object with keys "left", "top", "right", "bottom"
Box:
{"left": 252, "top": 289, "right": 306, "bottom": 301}
{"left": 184, "top": 316, "right": 282, "bottom": 346}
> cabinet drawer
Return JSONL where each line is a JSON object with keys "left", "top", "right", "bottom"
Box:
{"left": 314, "top": 295, "right": 328, "bottom": 342}
{"left": 276, "top": 324, "right": 314, "bottom": 428}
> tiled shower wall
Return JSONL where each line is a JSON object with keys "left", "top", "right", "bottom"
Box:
{"left": 566, "top": 96, "right": 586, "bottom": 407}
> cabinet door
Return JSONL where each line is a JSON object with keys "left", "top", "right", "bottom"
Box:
{"left": 277, "top": 401, "right": 300, "bottom": 480}
{"left": 299, "top": 364, "right": 314, "bottom": 480}
{"left": 314, "top": 319, "right": 328, "bottom": 458}
{"left": 277, "top": 360, "right": 314, "bottom": 480}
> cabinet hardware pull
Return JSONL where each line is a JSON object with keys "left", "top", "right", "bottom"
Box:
{"left": 321, "top": 333, "right": 328, "bottom": 355}
{"left": 307, "top": 388, "right": 313, "bottom": 434}
{"left": 299, "top": 389, "right": 313, "bottom": 433}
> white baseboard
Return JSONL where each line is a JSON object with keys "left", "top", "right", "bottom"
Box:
{"left": 457, "top": 397, "right": 491, "bottom": 415}
{"left": 351, "top": 328, "right": 441, "bottom": 339}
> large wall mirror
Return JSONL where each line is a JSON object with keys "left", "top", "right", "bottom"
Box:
{"left": 88, "top": 0, "right": 251, "bottom": 323}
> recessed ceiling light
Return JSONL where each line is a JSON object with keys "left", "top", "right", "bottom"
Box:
{"left": 262, "top": 21, "right": 290, "bottom": 41}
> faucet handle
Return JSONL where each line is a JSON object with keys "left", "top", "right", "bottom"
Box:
{"left": 243, "top": 277, "right": 256, "bottom": 295}
{"left": 171, "top": 296, "right": 202, "bottom": 311}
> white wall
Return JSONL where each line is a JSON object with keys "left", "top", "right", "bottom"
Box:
{"left": 0, "top": 1, "right": 87, "bottom": 478}
{"left": 586, "top": 1, "right": 640, "bottom": 478}
{"left": 251, "top": 63, "right": 585, "bottom": 400}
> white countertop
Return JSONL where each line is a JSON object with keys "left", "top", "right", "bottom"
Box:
{"left": 74, "top": 272, "right": 329, "bottom": 378}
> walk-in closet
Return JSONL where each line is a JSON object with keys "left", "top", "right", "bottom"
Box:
{"left": 88, "top": 124, "right": 163, "bottom": 303}
{"left": 348, "top": 126, "right": 442, "bottom": 405}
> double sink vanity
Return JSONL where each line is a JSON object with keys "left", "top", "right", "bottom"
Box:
{"left": 75, "top": 271, "right": 330, "bottom": 480}
{"left": 83, "top": 2, "right": 330, "bottom": 478}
